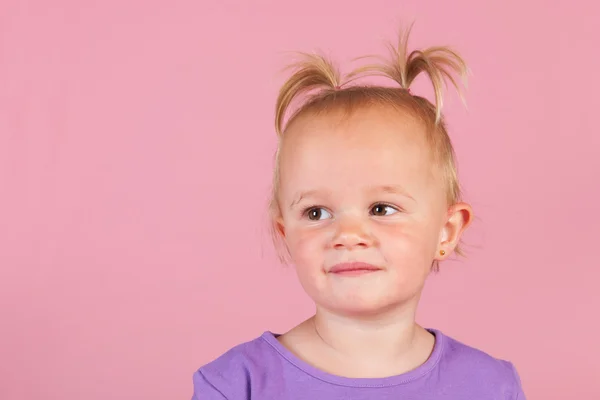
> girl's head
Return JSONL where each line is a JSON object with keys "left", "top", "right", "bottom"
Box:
{"left": 269, "top": 26, "right": 473, "bottom": 316}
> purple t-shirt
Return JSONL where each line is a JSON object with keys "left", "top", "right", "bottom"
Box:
{"left": 192, "top": 329, "right": 525, "bottom": 399}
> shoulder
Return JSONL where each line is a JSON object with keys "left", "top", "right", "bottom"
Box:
{"left": 192, "top": 332, "right": 283, "bottom": 400}
{"left": 436, "top": 330, "right": 525, "bottom": 398}
{"left": 439, "top": 331, "right": 517, "bottom": 377}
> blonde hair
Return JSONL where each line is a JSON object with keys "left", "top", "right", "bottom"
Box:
{"left": 269, "top": 24, "right": 469, "bottom": 271}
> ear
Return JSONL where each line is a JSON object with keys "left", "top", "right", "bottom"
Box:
{"left": 271, "top": 214, "right": 292, "bottom": 264}
{"left": 435, "top": 202, "right": 473, "bottom": 261}
{"left": 275, "top": 215, "right": 286, "bottom": 238}
{"left": 269, "top": 200, "right": 286, "bottom": 238}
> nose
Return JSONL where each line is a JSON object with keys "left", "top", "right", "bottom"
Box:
{"left": 332, "top": 215, "right": 374, "bottom": 250}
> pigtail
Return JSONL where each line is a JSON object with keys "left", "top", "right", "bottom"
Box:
{"left": 275, "top": 53, "right": 343, "bottom": 136}
{"left": 348, "top": 23, "right": 469, "bottom": 124}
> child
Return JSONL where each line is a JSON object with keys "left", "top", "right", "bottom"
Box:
{"left": 192, "top": 24, "right": 526, "bottom": 399}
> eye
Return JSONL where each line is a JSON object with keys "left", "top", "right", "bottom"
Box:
{"left": 370, "top": 203, "right": 399, "bottom": 216}
{"left": 305, "top": 207, "right": 332, "bottom": 221}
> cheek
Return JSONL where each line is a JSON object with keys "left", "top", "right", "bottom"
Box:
{"left": 376, "top": 224, "right": 435, "bottom": 295}
{"left": 285, "top": 227, "right": 330, "bottom": 299}
{"left": 287, "top": 227, "right": 327, "bottom": 263}
{"left": 378, "top": 220, "right": 439, "bottom": 263}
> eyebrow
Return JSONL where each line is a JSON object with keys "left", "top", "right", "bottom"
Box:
{"left": 373, "top": 185, "right": 415, "bottom": 201}
{"left": 289, "top": 185, "right": 414, "bottom": 210}
{"left": 289, "top": 189, "right": 323, "bottom": 210}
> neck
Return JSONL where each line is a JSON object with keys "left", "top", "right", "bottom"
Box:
{"left": 311, "top": 299, "right": 432, "bottom": 367}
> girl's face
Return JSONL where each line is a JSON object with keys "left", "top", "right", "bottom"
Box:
{"left": 276, "top": 106, "right": 469, "bottom": 316}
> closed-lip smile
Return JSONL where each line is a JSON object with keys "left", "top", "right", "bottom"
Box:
{"left": 328, "top": 262, "right": 382, "bottom": 276}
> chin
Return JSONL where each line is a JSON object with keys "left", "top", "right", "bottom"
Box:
{"left": 322, "top": 295, "right": 403, "bottom": 317}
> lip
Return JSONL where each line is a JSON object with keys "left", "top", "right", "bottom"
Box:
{"left": 328, "top": 262, "right": 382, "bottom": 276}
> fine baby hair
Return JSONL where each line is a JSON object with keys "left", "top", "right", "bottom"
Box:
{"left": 270, "top": 23, "right": 468, "bottom": 270}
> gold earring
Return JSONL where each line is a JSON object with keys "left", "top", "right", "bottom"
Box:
{"left": 439, "top": 250, "right": 446, "bottom": 256}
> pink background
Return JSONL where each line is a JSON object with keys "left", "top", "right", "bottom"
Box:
{"left": 1, "top": 1, "right": 598, "bottom": 399}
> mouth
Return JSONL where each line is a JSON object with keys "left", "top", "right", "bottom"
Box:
{"left": 328, "top": 262, "right": 382, "bottom": 276}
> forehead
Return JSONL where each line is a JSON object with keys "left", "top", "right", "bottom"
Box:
{"left": 279, "top": 106, "right": 438, "bottom": 195}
